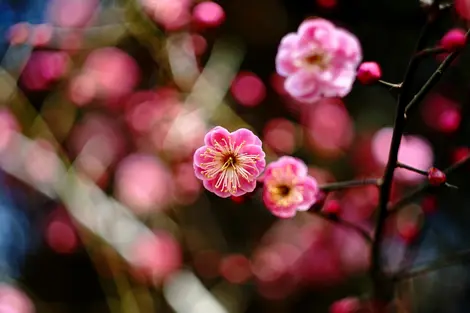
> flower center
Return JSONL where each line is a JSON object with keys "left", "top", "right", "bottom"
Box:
{"left": 222, "top": 154, "right": 237, "bottom": 168}
{"left": 275, "top": 184, "right": 291, "bottom": 197}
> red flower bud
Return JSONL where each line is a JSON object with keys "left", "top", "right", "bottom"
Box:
{"left": 440, "top": 28, "right": 467, "bottom": 51}
{"left": 427, "top": 167, "right": 446, "bottom": 186}
{"left": 357, "top": 62, "right": 382, "bottom": 84}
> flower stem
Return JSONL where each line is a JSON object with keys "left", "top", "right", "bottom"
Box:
{"left": 414, "top": 46, "right": 448, "bottom": 59}
{"left": 319, "top": 178, "right": 382, "bottom": 192}
{"left": 388, "top": 154, "right": 470, "bottom": 215}
{"left": 396, "top": 162, "right": 428, "bottom": 175}
{"left": 404, "top": 29, "right": 469, "bottom": 117}
{"left": 378, "top": 80, "right": 402, "bottom": 89}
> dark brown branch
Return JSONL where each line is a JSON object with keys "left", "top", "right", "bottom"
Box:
{"left": 312, "top": 212, "right": 373, "bottom": 244}
{"left": 396, "top": 162, "right": 428, "bottom": 175}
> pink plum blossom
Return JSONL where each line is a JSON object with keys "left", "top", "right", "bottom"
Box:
{"left": 275, "top": 18, "right": 362, "bottom": 103}
{"left": 141, "top": 0, "right": 192, "bottom": 30}
{"left": 371, "top": 127, "right": 433, "bottom": 184}
{"left": 262, "top": 156, "right": 319, "bottom": 218}
{"left": 193, "top": 126, "right": 266, "bottom": 198}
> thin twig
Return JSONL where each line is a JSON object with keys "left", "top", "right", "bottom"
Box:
{"left": 396, "top": 162, "right": 428, "bottom": 175}
{"left": 320, "top": 178, "right": 382, "bottom": 192}
{"left": 404, "top": 29, "right": 470, "bottom": 117}
{"left": 388, "top": 155, "right": 470, "bottom": 215}
{"left": 414, "top": 46, "right": 448, "bottom": 59}
{"left": 393, "top": 248, "right": 470, "bottom": 281}
{"left": 378, "top": 80, "right": 402, "bottom": 89}
{"left": 313, "top": 211, "right": 373, "bottom": 243}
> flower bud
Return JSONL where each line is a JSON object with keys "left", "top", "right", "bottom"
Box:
{"left": 357, "top": 62, "right": 382, "bottom": 84}
{"left": 440, "top": 29, "right": 467, "bottom": 51}
{"left": 427, "top": 167, "right": 446, "bottom": 186}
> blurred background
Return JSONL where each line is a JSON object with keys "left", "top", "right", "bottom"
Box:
{"left": 0, "top": 0, "right": 470, "bottom": 312}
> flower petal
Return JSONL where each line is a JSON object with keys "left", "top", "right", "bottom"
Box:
{"left": 296, "top": 176, "right": 319, "bottom": 211}
{"left": 230, "top": 128, "right": 262, "bottom": 146}
{"left": 204, "top": 126, "right": 231, "bottom": 146}
{"left": 276, "top": 156, "right": 308, "bottom": 177}
{"left": 297, "top": 18, "right": 336, "bottom": 50}
{"left": 203, "top": 179, "right": 231, "bottom": 198}
{"left": 239, "top": 177, "right": 257, "bottom": 192}
{"left": 284, "top": 71, "right": 317, "bottom": 98}
{"left": 193, "top": 165, "right": 206, "bottom": 180}
{"left": 239, "top": 144, "right": 266, "bottom": 173}
{"left": 276, "top": 50, "right": 297, "bottom": 77}
{"left": 193, "top": 146, "right": 210, "bottom": 167}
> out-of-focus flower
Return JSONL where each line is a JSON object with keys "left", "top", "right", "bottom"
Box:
{"left": 192, "top": 1, "right": 225, "bottom": 28}
{"left": 45, "top": 208, "right": 79, "bottom": 254}
{"left": 0, "top": 109, "right": 20, "bottom": 153}
{"left": 303, "top": 98, "right": 354, "bottom": 157}
{"left": 262, "top": 156, "right": 319, "bottom": 218}
{"left": 7, "top": 23, "right": 31, "bottom": 45}
{"left": 30, "top": 23, "right": 53, "bottom": 47}
{"left": 21, "top": 51, "right": 69, "bottom": 91}
{"left": 68, "top": 114, "right": 127, "bottom": 185}
{"left": 47, "top": 0, "right": 98, "bottom": 28}
{"left": 262, "top": 118, "right": 297, "bottom": 154}
{"left": 24, "top": 139, "right": 59, "bottom": 185}
{"left": 114, "top": 154, "right": 173, "bottom": 215}
{"left": 440, "top": 28, "right": 467, "bottom": 50}
{"left": 80, "top": 48, "right": 140, "bottom": 102}
{"left": 194, "top": 126, "right": 265, "bottom": 198}
{"left": 129, "top": 231, "right": 182, "bottom": 284}
{"left": 421, "top": 93, "right": 461, "bottom": 134}
{"left": 455, "top": 0, "right": 470, "bottom": 20}
{"left": 357, "top": 61, "right": 382, "bottom": 84}
{"left": 172, "top": 161, "right": 203, "bottom": 205}
{"left": 141, "top": 0, "right": 192, "bottom": 30}
{"left": 275, "top": 18, "right": 362, "bottom": 103}
{"left": 219, "top": 254, "right": 252, "bottom": 284}
{"left": 317, "top": 0, "right": 337, "bottom": 9}
{"left": 330, "top": 297, "right": 361, "bottom": 313}
{"left": 371, "top": 127, "right": 433, "bottom": 184}
{"left": 0, "top": 284, "right": 34, "bottom": 313}
{"left": 230, "top": 72, "right": 266, "bottom": 107}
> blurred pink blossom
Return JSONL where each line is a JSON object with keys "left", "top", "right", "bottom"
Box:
{"left": 0, "top": 109, "right": 20, "bottom": 153}
{"left": 172, "top": 161, "right": 202, "bottom": 205}
{"left": 68, "top": 114, "right": 127, "bottom": 184}
{"left": 7, "top": 23, "right": 30, "bottom": 45}
{"left": 21, "top": 51, "right": 69, "bottom": 91}
{"left": 192, "top": 1, "right": 226, "bottom": 28}
{"left": 303, "top": 98, "right": 354, "bottom": 157}
{"left": 0, "top": 285, "right": 34, "bottom": 313}
{"left": 81, "top": 48, "right": 140, "bottom": 101}
{"left": 45, "top": 209, "right": 79, "bottom": 254}
{"left": 421, "top": 93, "right": 461, "bottom": 134}
{"left": 219, "top": 254, "right": 252, "bottom": 284}
{"left": 262, "top": 156, "right": 319, "bottom": 218}
{"left": 230, "top": 72, "right": 266, "bottom": 107}
{"left": 47, "top": 0, "right": 98, "bottom": 28}
{"left": 275, "top": 18, "right": 362, "bottom": 103}
{"left": 456, "top": 0, "right": 470, "bottom": 20}
{"left": 30, "top": 24, "right": 53, "bottom": 47}
{"left": 129, "top": 231, "right": 182, "bottom": 284}
{"left": 24, "top": 139, "right": 59, "bottom": 185}
{"left": 371, "top": 127, "right": 433, "bottom": 184}
{"left": 330, "top": 297, "right": 361, "bottom": 313}
{"left": 68, "top": 73, "right": 97, "bottom": 106}
{"left": 114, "top": 154, "right": 173, "bottom": 215}
{"left": 263, "top": 118, "right": 297, "bottom": 154}
{"left": 141, "top": 0, "right": 192, "bottom": 30}
{"left": 194, "top": 126, "right": 266, "bottom": 198}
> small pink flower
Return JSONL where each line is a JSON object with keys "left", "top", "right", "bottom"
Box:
{"left": 262, "top": 156, "right": 319, "bottom": 218}
{"left": 275, "top": 18, "right": 362, "bottom": 103}
{"left": 194, "top": 126, "right": 266, "bottom": 197}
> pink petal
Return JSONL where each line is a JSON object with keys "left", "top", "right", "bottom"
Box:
{"left": 278, "top": 33, "right": 298, "bottom": 51}
{"left": 276, "top": 50, "right": 297, "bottom": 77}
{"left": 296, "top": 176, "right": 319, "bottom": 211}
{"left": 193, "top": 146, "right": 209, "bottom": 167}
{"left": 284, "top": 71, "right": 318, "bottom": 98}
{"left": 297, "top": 19, "right": 336, "bottom": 50}
{"left": 203, "top": 179, "right": 231, "bottom": 198}
{"left": 230, "top": 128, "right": 262, "bottom": 146}
{"left": 239, "top": 177, "right": 257, "bottom": 192}
{"left": 334, "top": 29, "right": 362, "bottom": 64}
{"left": 239, "top": 144, "right": 266, "bottom": 173}
{"left": 204, "top": 126, "right": 231, "bottom": 146}
{"left": 276, "top": 156, "right": 308, "bottom": 177}
{"left": 193, "top": 165, "right": 205, "bottom": 179}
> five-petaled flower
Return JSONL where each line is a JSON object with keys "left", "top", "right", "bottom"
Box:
{"left": 262, "top": 156, "right": 319, "bottom": 218}
{"left": 275, "top": 18, "right": 362, "bottom": 103}
{"left": 194, "top": 126, "right": 266, "bottom": 197}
